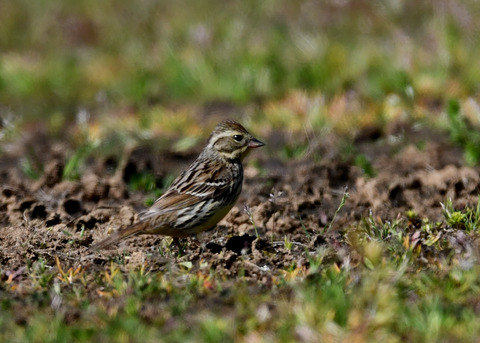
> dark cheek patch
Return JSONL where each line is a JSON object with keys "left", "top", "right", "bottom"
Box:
{"left": 215, "top": 137, "right": 237, "bottom": 153}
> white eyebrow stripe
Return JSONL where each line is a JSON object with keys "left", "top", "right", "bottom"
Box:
{"left": 207, "top": 131, "right": 244, "bottom": 147}
{"left": 212, "top": 132, "right": 235, "bottom": 140}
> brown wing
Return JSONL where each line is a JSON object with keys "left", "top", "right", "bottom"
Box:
{"left": 140, "top": 159, "right": 233, "bottom": 221}
{"left": 91, "top": 158, "right": 234, "bottom": 249}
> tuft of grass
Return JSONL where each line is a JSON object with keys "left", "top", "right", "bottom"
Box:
{"left": 324, "top": 186, "right": 350, "bottom": 234}
{"left": 244, "top": 204, "right": 260, "bottom": 238}
{"left": 19, "top": 157, "right": 42, "bottom": 180}
{"left": 128, "top": 171, "right": 158, "bottom": 193}
{"left": 445, "top": 99, "right": 480, "bottom": 165}
{"left": 143, "top": 173, "right": 175, "bottom": 206}
{"left": 441, "top": 197, "right": 480, "bottom": 232}
{"left": 63, "top": 141, "right": 99, "bottom": 180}
{"left": 279, "top": 142, "right": 309, "bottom": 160}
{"left": 4, "top": 197, "right": 480, "bottom": 342}
{"left": 283, "top": 236, "right": 293, "bottom": 251}
{"left": 354, "top": 154, "right": 376, "bottom": 177}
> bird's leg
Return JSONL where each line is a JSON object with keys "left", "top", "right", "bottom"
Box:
{"left": 191, "top": 233, "right": 209, "bottom": 254}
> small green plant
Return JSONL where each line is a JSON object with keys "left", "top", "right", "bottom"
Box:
{"left": 177, "top": 240, "right": 188, "bottom": 257}
{"left": 362, "top": 211, "right": 404, "bottom": 244}
{"left": 283, "top": 236, "right": 293, "bottom": 251}
{"left": 324, "top": 186, "right": 350, "bottom": 234}
{"left": 441, "top": 198, "right": 467, "bottom": 229}
{"left": 405, "top": 209, "right": 418, "bottom": 221}
{"left": 63, "top": 141, "right": 99, "bottom": 180}
{"left": 19, "top": 157, "right": 42, "bottom": 180}
{"left": 298, "top": 215, "right": 311, "bottom": 240}
{"left": 144, "top": 173, "right": 175, "bottom": 206}
{"left": 244, "top": 204, "right": 260, "bottom": 238}
{"left": 129, "top": 171, "right": 157, "bottom": 192}
{"left": 279, "top": 142, "right": 308, "bottom": 160}
{"left": 441, "top": 197, "right": 480, "bottom": 232}
{"left": 26, "top": 258, "right": 55, "bottom": 289}
{"left": 355, "top": 154, "right": 376, "bottom": 177}
{"left": 446, "top": 99, "right": 480, "bottom": 165}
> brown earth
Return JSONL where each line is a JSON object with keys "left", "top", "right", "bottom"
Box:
{"left": 0, "top": 121, "right": 478, "bottom": 285}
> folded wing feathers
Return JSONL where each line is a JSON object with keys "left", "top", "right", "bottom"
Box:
{"left": 92, "top": 157, "right": 234, "bottom": 249}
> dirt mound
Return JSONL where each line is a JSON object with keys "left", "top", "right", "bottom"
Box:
{"left": 1, "top": 125, "right": 478, "bottom": 280}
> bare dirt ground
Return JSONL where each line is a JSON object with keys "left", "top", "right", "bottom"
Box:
{"left": 0, "top": 121, "right": 478, "bottom": 292}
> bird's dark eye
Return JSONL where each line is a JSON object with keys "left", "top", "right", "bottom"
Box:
{"left": 233, "top": 134, "right": 243, "bottom": 142}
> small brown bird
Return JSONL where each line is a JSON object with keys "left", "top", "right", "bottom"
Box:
{"left": 92, "top": 119, "right": 264, "bottom": 250}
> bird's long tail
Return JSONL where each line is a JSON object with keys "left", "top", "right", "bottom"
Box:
{"left": 91, "top": 220, "right": 150, "bottom": 250}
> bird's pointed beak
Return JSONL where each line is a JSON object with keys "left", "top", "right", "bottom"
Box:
{"left": 248, "top": 137, "right": 265, "bottom": 148}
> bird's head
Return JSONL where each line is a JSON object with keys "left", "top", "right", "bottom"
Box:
{"left": 206, "top": 119, "right": 265, "bottom": 161}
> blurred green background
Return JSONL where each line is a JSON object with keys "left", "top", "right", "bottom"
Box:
{"left": 3, "top": 3, "right": 480, "bottom": 342}
{"left": 2, "top": 0, "right": 480, "bottom": 122}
